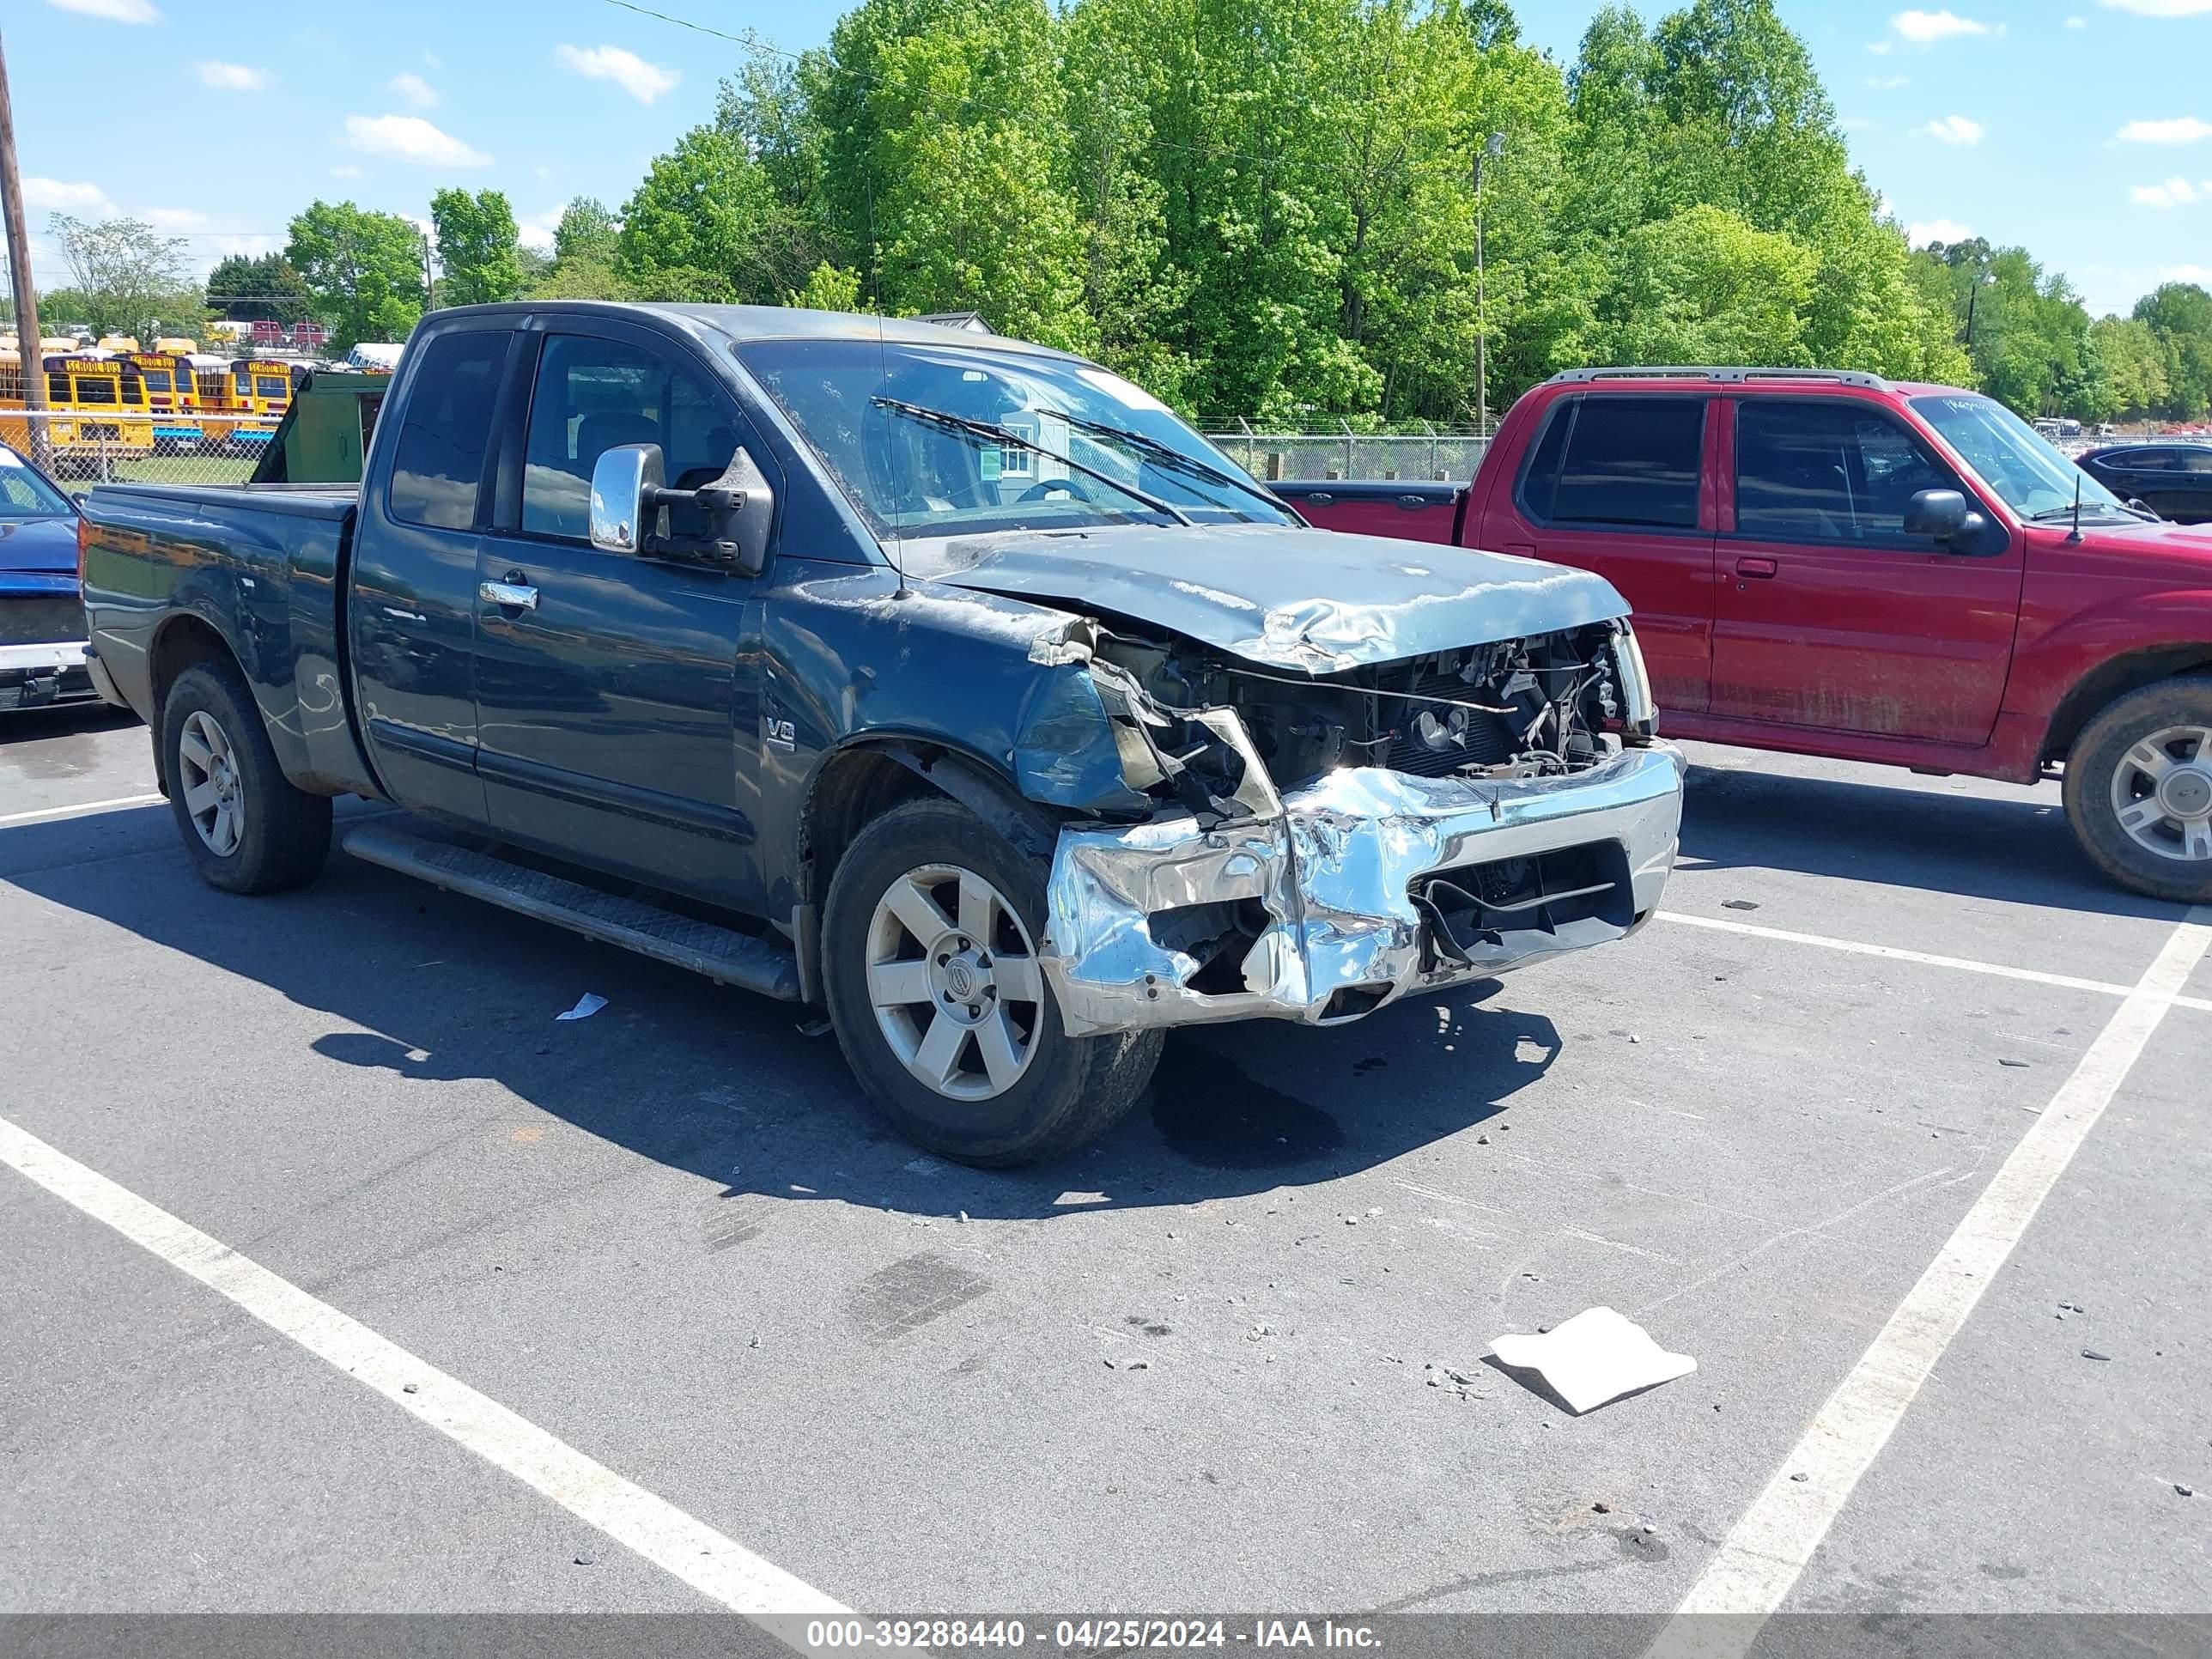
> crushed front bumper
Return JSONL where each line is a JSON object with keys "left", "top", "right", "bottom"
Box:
{"left": 1040, "top": 742, "right": 1685, "bottom": 1036}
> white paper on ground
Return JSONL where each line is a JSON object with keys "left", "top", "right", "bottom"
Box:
{"left": 1490, "top": 1306, "right": 1696, "bottom": 1413}
{"left": 555, "top": 993, "right": 607, "bottom": 1022}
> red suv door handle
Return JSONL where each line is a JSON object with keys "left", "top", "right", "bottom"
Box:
{"left": 1735, "top": 556, "right": 1779, "bottom": 580}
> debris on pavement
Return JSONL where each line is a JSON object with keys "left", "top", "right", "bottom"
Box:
{"left": 1491, "top": 1307, "right": 1697, "bottom": 1413}
{"left": 1999, "top": 1058, "right": 2031, "bottom": 1068}
{"left": 2178, "top": 1485, "right": 2195, "bottom": 1498}
{"left": 796, "top": 1017, "right": 832, "bottom": 1036}
{"left": 2081, "top": 1349, "right": 2112, "bottom": 1362}
{"left": 1722, "top": 899, "right": 1760, "bottom": 911}
{"left": 555, "top": 993, "right": 607, "bottom": 1022}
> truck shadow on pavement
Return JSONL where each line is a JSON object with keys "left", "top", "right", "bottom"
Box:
{"left": 1679, "top": 761, "right": 2183, "bottom": 921}
{"left": 8, "top": 804, "right": 1557, "bottom": 1222}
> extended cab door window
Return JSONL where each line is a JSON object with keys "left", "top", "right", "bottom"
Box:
{"left": 1505, "top": 392, "right": 1717, "bottom": 714}
{"left": 353, "top": 325, "right": 520, "bottom": 827}
{"left": 386, "top": 331, "right": 507, "bottom": 530}
{"left": 1711, "top": 397, "right": 2022, "bottom": 745}
{"left": 473, "top": 328, "right": 775, "bottom": 913}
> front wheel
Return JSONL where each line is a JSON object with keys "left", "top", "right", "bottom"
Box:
{"left": 161, "top": 662, "right": 332, "bottom": 894}
{"left": 2062, "top": 674, "right": 2212, "bottom": 903}
{"left": 822, "top": 797, "right": 1162, "bottom": 1166}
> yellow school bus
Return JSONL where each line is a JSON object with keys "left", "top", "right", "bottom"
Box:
{"left": 0, "top": 355, "right": 157, "bottom": 475}
{"left": 194, "top": 356, "right": 292, "bottom": 455}
{"left": 123, "top": 352, "right": 207, "bottom": 450}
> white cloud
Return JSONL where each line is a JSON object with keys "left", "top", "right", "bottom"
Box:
{"left": 1868, "top": 40, "right": 1894, "bottom": 54}
{"left": 2065, "top": 13, "right": 2087, "bottom": 22}
{"left": 46, "top": 0, "right": 160, "bottom": 21}
{"left": 342, "top": 113, "right": 490, "bottom": 168}
{"left": 517, "top": 209, "right": 562, "bottom": 252}
{"left": 2118, "top": 116, "right": 2212, "bottom": 143}
{"left": 1925, "top": 114, "right": 1985, "bottom": 145}
{"left": 1906, "top": 217, "right": 1974, "bottom": 247}
{"left": 1892, "top": 9, "right": 1990, "bottom": 43}
{"left": 387, "top": 71, "right": 437, "bottom": 111}
{"left": 21, "top": 177, "right": 116, "bottom": 216}
{"left": 1867, "top": 74, "right": 1910, "bottom": 88}
{"left": 143, "top": 207, "right": 210, "bottom": 230}
{"left": 555, "top": 44, "right": 680, "bottom": 105}
{"left": 2098, "top": 0, "right": 2212, "bottom": 14}
{"left": 195, "top": 60, "right": 266, "bottom": 92}
{"left": 2131, "top": 176, "right": 2200, "bottom": 207}
{"left": 2159, "top": 264, "right": 2212, "bottom": 283}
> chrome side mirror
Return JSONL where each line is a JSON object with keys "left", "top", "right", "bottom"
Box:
{"left": 589, "top": 443, "right": 665, "bottom": 555}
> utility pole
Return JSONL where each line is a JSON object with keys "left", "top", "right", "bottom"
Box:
{"left": 422, "top": 228, "right": 435, "bottom": 313}
{"left": 1473, "top": 131, "right": 1504, "bottom": 440}
{"left": 0, "top": 27, "right": 52, "bottom": 469}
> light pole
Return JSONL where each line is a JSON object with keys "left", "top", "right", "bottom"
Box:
{"left": 1964, "top": 270, "right": 1996, "bottom": 349}
{"left": 1474, "top": 131, "right": 1504, "bottom": 439}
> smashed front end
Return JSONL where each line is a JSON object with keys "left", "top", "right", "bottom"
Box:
{"left": 1024, "top": 616, "right": 1683, "bottom": 1036}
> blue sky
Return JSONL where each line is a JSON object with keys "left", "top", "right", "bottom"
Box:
{"left": 6, "top": 0, "right": 2210, "bottom": 319}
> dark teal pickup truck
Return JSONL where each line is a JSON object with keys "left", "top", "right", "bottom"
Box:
{"left": 79, "top": 301, "right": 1683, "bottom": 1164}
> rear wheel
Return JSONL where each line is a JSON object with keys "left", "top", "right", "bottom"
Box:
{"left": 161, "top": 662, "right": 331, "bottom": 894}
{"left": 2062, "top": 675, "right": 2212, "bottom": 903}
{"left": 822, "top": 797, "right": 1162, "bottom": 1166}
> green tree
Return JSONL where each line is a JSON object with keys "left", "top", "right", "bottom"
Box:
{"left": 430, "top": 187, "right": 523, "bottom": 308}
{"left": 204, "top": 252, "right": 314, "bottom": 324}
{"left": 815, "top": 0, "right": 1093, "bottom": 352}
{"left": 46, "top": 215, "right": 199, "bottom": 338}
{"left": 1602, "top": 204, "right": 1817, "bottom": 365}
{"left": 552, "top": 197, "right": 621, "bottom": 269}
{"left": 786, "top": 261, "right": 866, "bottom": 311}
{"left": 284, "top": 201, "right": 427, "bottom": 349}
{"left": 2135, "top": 283, "right": 2212, "bottom": 418}
{"left": 617, "top": 125, "right": 796, "bottom": 303}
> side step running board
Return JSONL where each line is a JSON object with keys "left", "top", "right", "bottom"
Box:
{"left": 343, "top": 823, "right": 803, "bottom": 1002}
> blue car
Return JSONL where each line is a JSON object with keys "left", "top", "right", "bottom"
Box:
{"left": 0, "top": 441, "right": 97, "bottom": 712}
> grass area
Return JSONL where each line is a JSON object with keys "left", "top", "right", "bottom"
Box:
{"left": 60, "top": 452, "right": 257, "bottom": 495}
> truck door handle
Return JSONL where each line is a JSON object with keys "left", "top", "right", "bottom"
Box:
{"left": 480, "top": 580, "right": 538, "bottom": 611}
{"left": 1735, "top": 556, "right": 1779, "bottom": 580}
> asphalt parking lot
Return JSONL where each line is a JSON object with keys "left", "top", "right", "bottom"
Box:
{"left": 3, "top": 704, "right": 2209, "bottom": 1644}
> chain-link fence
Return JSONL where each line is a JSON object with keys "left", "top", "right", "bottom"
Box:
{"left": 3, "top": 409, "right": 272, "bottom": 495}
{"left": 1200, "top": 428, "right": 1492, "bottom": 483}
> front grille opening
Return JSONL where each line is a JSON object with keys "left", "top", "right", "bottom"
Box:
{"left": 1149, "top": 898, "right": 1270, "bottom": 997}
{"left": 1413, "top": 840, "right": 1632, "bottom": 969}
{"left": 0, "top": 596, "right": 87, "bottom": 647}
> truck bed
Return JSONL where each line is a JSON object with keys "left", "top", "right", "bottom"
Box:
{"left": 80, "top": 481, "right": 374, "bottom": 798}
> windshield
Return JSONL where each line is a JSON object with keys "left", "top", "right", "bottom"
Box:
{"left": 0, "top": 447, "right": 75, "bottom": 516}
{"left": 1911, "top": 393, "right": 2131, "bottom": 520}
{"left": 738, "top": 337, "right": 1294, "bottom": 540}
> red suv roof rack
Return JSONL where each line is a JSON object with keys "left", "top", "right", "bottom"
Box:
{"left": 1544, "top": 366, "right": 1893, "bottom": 392}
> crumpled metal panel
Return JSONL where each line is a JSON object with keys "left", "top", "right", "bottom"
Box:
{"left": 1041, "top": 744, "right": 1686, "bottom": 1036}
{"left": 908, "top": 521, "right": 1631, "bottom": 672}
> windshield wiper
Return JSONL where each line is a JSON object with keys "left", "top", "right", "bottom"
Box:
{"left": 1050, "top": 412, "right": 1289, "bottom": 519}
{"left": 869, "top": 396, "right": 1193, "bottom": 526}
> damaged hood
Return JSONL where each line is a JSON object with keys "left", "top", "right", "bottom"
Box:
{"left": 916, "top": 522, "right": 1629, "bottom": 672}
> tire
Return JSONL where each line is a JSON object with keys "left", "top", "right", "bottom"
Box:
{"left": 822, "top": 797, "right": 1163, "bottom": 1167}
{"left": 2061, "top": 673, "right": 2212, "bottom": 904}
{"left": 161, "top": 661, "right": 331, "bottom": 894}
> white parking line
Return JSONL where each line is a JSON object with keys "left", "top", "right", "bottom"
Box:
{"left": 1644, "top": 907, "right": 2212, "bottom": 1658}
{"left": 1658, "top": 909, "right": 2212, "bottom": 1014}
{"left": 0, "top": 1113, "right": 847, "bottom": 1621}
{"left": 0, "top": 793, "right": 165, "bottom": 829}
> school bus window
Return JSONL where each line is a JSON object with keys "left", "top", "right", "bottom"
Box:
{"left": 75, "top": 376, "right": 118, "bottom": 405}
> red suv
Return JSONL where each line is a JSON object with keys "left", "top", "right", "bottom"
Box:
{"left": 1281, "top": 367, "right": 2212, "bottom": 902}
